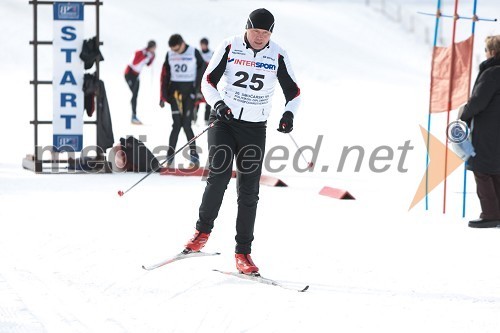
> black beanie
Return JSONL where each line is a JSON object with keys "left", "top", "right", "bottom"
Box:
{"left": 246, "top": 8, "right": 275, "bottom": 32}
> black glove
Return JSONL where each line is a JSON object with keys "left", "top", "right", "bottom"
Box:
{"left": 277, "top": 111, "right": 294, "bottom": 133}
{"left": 214, "top": 100, "right": 234, "bottom": 122}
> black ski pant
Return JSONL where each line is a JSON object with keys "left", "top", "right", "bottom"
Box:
{"left": 473, "top": 171, "right": 500, "bottom": 220}
{"left": 204, "top": 104, "right": 212, "bottom": 123}
{"left": 167, "top": 83, "right": 196, "bottom": 156}
{"left": 196, "top": 118, "right": 266, "bottom": 254}
{"left": 125, "top": 72, "right": 139, "bottom": 117}
{"left": 194, "top": 101, "right": 211, "bottom": 123}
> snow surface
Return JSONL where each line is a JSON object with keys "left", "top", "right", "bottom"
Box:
{"left": 1, "top": 0, "right": 500, "bottom": 332}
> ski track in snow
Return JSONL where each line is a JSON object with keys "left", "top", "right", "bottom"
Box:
{"left": 0, "top": 273, "right": 46, "bottom": 333}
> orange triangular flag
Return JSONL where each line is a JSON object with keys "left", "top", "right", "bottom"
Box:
{"left": 409, "top": 126, "right": 464, "bottom": 210}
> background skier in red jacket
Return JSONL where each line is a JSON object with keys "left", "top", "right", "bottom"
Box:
{"left": 124, "top": 40, "right": 156, "bottom": 125}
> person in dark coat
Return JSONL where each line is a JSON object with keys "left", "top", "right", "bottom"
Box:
{"left": 460, "top": 35, "right": 500, "bottom": 228}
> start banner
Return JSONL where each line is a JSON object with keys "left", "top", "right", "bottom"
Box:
{"left": 53, "top": 2, "right": 84, "bottom": 152}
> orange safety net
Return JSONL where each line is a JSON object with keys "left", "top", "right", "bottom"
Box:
{"left": 430, "top": 36, "right": 473, "bottom": 113}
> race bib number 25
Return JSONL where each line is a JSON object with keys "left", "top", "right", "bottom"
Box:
{"left": 233, "top": 71, "right": 265, "bottom": 91}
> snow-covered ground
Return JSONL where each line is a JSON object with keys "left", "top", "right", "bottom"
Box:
{"left": 1, "top": 0, "right": 500, "bottom": 332}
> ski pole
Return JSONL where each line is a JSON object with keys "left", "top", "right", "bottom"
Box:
{"left": 288, "top": 133, "right": 313, "bottom": 169}
{"left": 117, "top": 120, "right": 219, "bottom": 197}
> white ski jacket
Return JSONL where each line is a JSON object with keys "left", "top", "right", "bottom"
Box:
{"left": 202, "top": 34, "right": 301, "bottom": 122}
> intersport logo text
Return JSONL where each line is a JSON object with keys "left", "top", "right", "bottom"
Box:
{"left": 228, "top": 58, "right": 276, "bottom": 70}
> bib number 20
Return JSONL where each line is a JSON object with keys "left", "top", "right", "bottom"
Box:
{"left": 233, "top": 71, "right": 265, "bottom": 91}
{"left": 174, "top": 64, "right": 188, "bottom": 72}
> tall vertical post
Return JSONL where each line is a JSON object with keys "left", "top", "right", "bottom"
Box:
{"left": 95, "top": 0, "right": 101, "bottom": 156}
{"left": 443, "top": 0, "right": 460, "bottom": 214}
{"left": 462, "top": 0, "right": 479, "bottom": 218}
{"left": 33, "top": 0, "right": 38, "bottom": 163}
{"left": 425, "top": 0, "right": 442, "bottom": 210}
{"left": 95, "top": 0, "right": 100, "bottom": 80}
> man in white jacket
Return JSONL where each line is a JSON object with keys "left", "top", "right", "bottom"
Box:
{"left": 184, "top": 8, "right": 301, "bottom": 274}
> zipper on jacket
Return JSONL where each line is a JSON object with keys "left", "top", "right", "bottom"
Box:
{"left": 240, "top": 49, "right": 255, "bottom": 121}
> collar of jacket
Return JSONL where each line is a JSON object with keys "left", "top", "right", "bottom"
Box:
{"left": 173, "top": 44, "right": 190, "bottom": 55}
{"left": 243, "top": 33, "right": 270, "bottom": 56}
{"left": 479, "top": 56, "right": 500, "bottom": 74}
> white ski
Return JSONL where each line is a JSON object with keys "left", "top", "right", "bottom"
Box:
{"left": 213, "top": 269, "right": 309, "bottom": 292}
{"left": 142, "top": 250, "right": 220, "bottom": 271}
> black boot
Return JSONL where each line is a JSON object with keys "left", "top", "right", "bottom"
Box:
{"left": 468, "top": 218, "right": 500, "bottom": 228}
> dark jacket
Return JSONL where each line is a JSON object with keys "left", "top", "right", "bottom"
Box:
{"left": 460, "top": 56, "right": 500, "bottom": 174}
{"left": 83, "top": 74, "right": 114, "bottom": 151}
{"left": 96, "top": 80, "right": 114, "bottom": 151}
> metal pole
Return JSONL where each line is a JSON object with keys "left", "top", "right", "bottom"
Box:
{"left": 443, "top": 0, "right": 460, "bottom": 214}
{"left": 95, "top": 0, "right": 100, "bottom": 80}
{"left": 417, "top": 11, "right": 496, "bottom": 22}
{"left": 425, "top": 0, "right": 442, "bottom": 210}
{"left": 288, "top": 133, "right": 312, "bottom": 168}
{"left": 95, "top": 0, "right": 101, "bottom": 156}
{"left": 33, "top": 0, "right": 39, "bottom": 162}
{"left": 462, "top": 0, "right": 479, "bottom": 218}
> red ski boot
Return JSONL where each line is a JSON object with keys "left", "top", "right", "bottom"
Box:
{"left": 235, "top": 254, "right": 259, "bottom": 274}
{"left": 185, "top": 230, "right": 210, "bottom": 252}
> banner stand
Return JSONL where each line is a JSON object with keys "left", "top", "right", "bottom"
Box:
{"left": 23, "top": 0, "right": 109, "bottom": 173}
